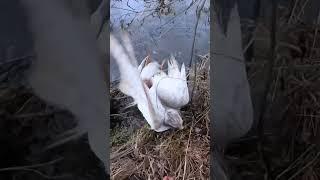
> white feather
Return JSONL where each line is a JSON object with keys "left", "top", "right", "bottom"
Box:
{"left": 154, "top": 56, "right": 189, "bottom": 109}
{"left": 140, "top": 62, "right": 160, "bottom": 81}
{"left": 110, "top": 34, "right": 161, "bottom": 130}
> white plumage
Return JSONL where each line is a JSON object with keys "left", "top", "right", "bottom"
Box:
{"left": 155, "top": 55, "right": 189, "bottom": 109}
{"left": 110, "top": 33, "right": 190, "bottom": 132}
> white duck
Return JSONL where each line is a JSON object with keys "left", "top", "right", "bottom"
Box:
{"left": 110, "top": 33, "right": 189, "bottom": 132}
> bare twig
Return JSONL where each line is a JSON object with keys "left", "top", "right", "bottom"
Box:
{"left": 126, "top": 0, "right": 135, "bottom": 11}
{"left": 287, "top": 151, "right": 320, "bottom": 180}
{"left": 1, "top": 168, "right": 70, "bottom": 179}
{"left": 275, "top": 144, "right": 316, "bottom": 180}
{"left": 11, "top": 110, "right": 65, "bottom": 119}
{"left": 182, "top": 119, "right": 194, "bottom": 180}
{"left": 188, "top": 0, "right": 206, "bottom": 68}
{"left": 256, "top": 0, "right": 278, "bottom": 179}
{"left": 0, "top": 157, "right": 63, "bottom": 171}
{"left": 288, "top": 0, "right": 298, "bottom": 24}
{"left": 0, "top": 157, "right": 69, "bottom": 179}
{"left": 189, "top": 0, "right": 206, "bottom": 102}
{"left": 157, "top": 0, "right": 197, "bottom": 30}
{"left": 0, "top": 54, "right": 34, "bottom": 67}
{"left": 243, "top": 34, "right": 256, "bottom": 54}
{"left": 271, "top": 68, "right": 281, "bottom": 102}
{"left": 111, "top": 6, "right": 140, "bottom": 13}
{"left": 45, "top": 129, "right": 87, "bottom": 151}
{"left": 309, "top": 10, "right": 320, "bottom": 59}
{"left": 295, "top": 0, "right": 310, "bottom": 23}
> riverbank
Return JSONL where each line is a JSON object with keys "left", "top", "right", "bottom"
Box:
{"left": 110, "top": 54, "right": 210, "bottom": 179}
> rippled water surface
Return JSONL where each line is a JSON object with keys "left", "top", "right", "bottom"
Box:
{"left": 110, "top": 0, "right": 210, "bottom": 81}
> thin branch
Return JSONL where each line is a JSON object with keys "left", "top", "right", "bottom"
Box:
{"left": 126, "top": 0, "right": 135, "bottom": 11}
{"left": 288, "top": 0, "right": 298, "bottom": 24}
{"left": 0, "top": 157, "right": 63, "bottom": 171}
{"left": 309, "top": 9, "right": 320, "bottom": 58}
{"left": 275, "top": 144, "right": 316, "bottom": 180}
{"left": 3, "top": 168, "right": 70, "bottom": 179}
{"left": 295, "top": 0, "right": 310, "bottom": 23}
{"left": 182, "top": 120, "right": 193, "bottom": 180}
{"left": 188, "top": 0, "right": 206, "bottom": 68}
{"left": 0, "top": 158, "right": 70, "bottom": 179}
{"left": 256, "top": 0, "right": 278, "bottom": 179}
{"left": 189, "top": 0, "right": 206, "bottom": 103}
{"left": 0, "top": 54, "right": 34, "bottom": 67}
{"left": 288, "top": 151, "right": 320, "bottom": 180}
{"left": 111, "top": 6, "right": 140, "bottom": 13}
{"left": 11, "top": 110, "right": 65, "bottom": 119}
{"left": 156, "top": 0, "right": 197, "bottom": 30}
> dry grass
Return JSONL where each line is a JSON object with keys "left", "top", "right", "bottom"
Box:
{"left": 0, "top": 57, "right": 107, "bottom": 179}
{"left": 110, "top": 54, "right": 210, "bottom": 180}
{"left": 226, "top": 3, "right": 320, "bottom": 180}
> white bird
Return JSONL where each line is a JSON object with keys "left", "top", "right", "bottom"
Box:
{"left": 138, "top": 55, "right": 161, "bottom": 88}
{"left": 155, "top": 55, "right": 189, "bottom": 109}
{"left": 138, "top": 55, "right": 189, "bottom": 108}
{"left": 137, "top": 54, "right": 190, "bottom": 130}
{"left": 110, "top": 33, "right": 189, "bottom": 132}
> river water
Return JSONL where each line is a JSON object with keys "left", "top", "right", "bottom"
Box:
{"left": 1, "top": 0, "right": 319, "bottom": 83}
{"left": 110, "top": 0, "right": 210, "bottom": 82}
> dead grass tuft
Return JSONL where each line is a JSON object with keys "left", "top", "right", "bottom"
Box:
{"left": 110, "top": 54, "right": 210, "bottom": 180}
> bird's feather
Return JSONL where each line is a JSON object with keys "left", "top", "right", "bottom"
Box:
{"left": 154, "top": 56, "right": 189, "bottom": 109}
{"left": 140, "top": 62, "right": 160, "bottom": 81}
{"left": 138, "top": 56, "right": 148, "bottom": 73}
{"left": 180, "top": 63, "right": 187, "bottom": 81}
{"left": 167, "top": 55, "right": 180, "bottom": 78}
{"left": 110, "top": 34, "right": 161, "bottom": 130}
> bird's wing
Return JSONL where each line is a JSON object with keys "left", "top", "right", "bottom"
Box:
{"left": 140, "top": 62, "right": 160, "bottom": 81}
{"left": 152, "top": 73, "right": 189, "bottom": 109}
{"left": 155, "top": 56, "right": 189, "bottom": 108}
{"left": 110, "top": 33, "right": 161, "bottom": 130}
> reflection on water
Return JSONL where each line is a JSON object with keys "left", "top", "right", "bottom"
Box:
{"left": 110, "top": 0, "right": 210, "bottom": 81}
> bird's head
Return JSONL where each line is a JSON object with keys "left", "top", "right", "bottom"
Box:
{"left": 164, "top": 109, "right": 183, "bottom": 130}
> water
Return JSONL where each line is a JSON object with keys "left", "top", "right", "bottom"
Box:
{"left": 110, "top": 0, "right": 210, "bottom": 82}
